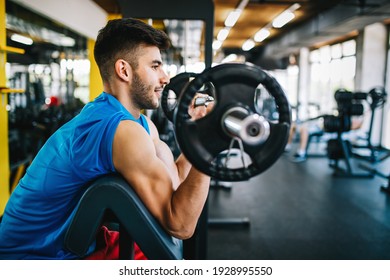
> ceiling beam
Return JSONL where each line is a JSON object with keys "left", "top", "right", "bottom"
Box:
{"left": 260, "top": 0, "right": 390, "bottom": 60}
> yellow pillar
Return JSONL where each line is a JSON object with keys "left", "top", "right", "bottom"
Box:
{"left": 88, "top": 39, "right": 103, "bottom": 101}
{"left": 0, "top": 0, "right": 10, "bottom": 214}
{"left": 107, "top": 14, "right": 122, "bottom": 21}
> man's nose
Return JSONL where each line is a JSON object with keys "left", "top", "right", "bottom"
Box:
{"left": 161, "top": 70, "right": 170, "bottom": 85}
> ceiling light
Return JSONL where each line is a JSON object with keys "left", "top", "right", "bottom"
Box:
{"left": 222, "top": 54, "right": 238, "bottom": 63}
{"left": 217, "top": 27, "right": 230, "bottom": 41}
{"left": 242, "top": 39, "right": 255, "bottom": 51}
{"left": 272, "top": 10, "right": 295, "bottom": 28}
{"left": 272, "top": 3, "right": 301, "bottom": 29}
{"left": 225, "top": 9, "right": 242, "bottom": 27}
{"left": 11, "top": 34, "right": 33, "bottom": 45}
{"left": 254, "top": 28, "right": 270, "bottom": 42}
{"left": 289, "top": 3, "right": 302, "bottom": 12}
{"left": 212, "top": 40, "right": 223, "bottom": 50}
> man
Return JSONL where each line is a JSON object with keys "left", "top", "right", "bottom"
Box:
{"left": 0, "top": 18, "right": 211, "bottom": 259}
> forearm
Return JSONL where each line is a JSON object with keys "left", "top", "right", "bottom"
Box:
{"left": 168, "top": 167, "right": 210, "bottom": 239}
{"left": 175, "top": 153, "right": 193, "bottom": 183}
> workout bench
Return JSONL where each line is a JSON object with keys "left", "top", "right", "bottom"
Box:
{"left": 64, "top": 174, "right": 183, "bottom": 260}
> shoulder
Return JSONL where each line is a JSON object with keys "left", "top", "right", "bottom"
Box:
{"left": 113, "top": 120, "right": 155, "bottom": 168}
{"left": 115, "top": 119, "right": 151, "bottom": 140}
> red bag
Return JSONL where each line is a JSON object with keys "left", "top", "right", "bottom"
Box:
{"left": 84, "top": 226, "right": 147, "bottom": 260}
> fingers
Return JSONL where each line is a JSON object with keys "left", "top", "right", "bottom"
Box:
{"left": 194, "top": 96, "right": 215, "bottom": 108}
{"left": 190, "top": 93, "right": 210, "bottom": 107}
{"left": 188, "top": 93, "right": 215, "bottom": 120}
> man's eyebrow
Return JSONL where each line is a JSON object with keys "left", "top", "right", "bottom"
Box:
{"left": 152, "top": 60, "right": 163, "bottom": 65}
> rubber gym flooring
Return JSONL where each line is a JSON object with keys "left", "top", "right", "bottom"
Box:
{"left": 205, "top": 143, "right": 390, "bottom": 260}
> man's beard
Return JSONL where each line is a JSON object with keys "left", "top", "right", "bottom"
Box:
{"left": 131, "top": 72, "right": 159, "bottom": 110}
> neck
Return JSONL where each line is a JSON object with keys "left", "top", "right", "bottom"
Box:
{"left": 103, "top": 84, "right": 142, "bottom": 119}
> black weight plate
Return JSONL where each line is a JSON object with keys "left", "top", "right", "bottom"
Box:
{"left": 161, "top": 72, "right": 197, "bottom": 122}
{"left": 174, "top": 63, "right": 291, "bottom": 181}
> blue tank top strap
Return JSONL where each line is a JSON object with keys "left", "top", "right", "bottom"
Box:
{"left": 103, "top": 92, "right": 150, "bottom": 134}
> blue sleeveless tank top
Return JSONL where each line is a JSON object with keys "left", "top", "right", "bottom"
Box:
{"left": 0, "top": 92, "right": 149, "bottom": 259}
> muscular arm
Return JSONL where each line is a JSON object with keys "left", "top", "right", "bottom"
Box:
{"left": 112, "top": 120, "right": 210, "bottom": 239}
{"left": 146, "top": 92, "right": 213, "bottom": 186}
{"left": 146, "top": 118, "right": 193, "bottom": 188}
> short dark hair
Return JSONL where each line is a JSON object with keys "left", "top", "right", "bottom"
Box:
{"left": 94, "top": 18, "right": 170, "bottom": 82}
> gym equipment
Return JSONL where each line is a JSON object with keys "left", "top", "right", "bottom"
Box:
{"left": 305, "top": 130, "right": 326, "bottom": 157}
{"left": 207, "top": 152, "right": 251, "bottom": 229}
{"left": 174, "top": 63, "right": 291, "bottom": 182}
{"left": 174, "top": 63, "right": 289, "bottom": 255}
{"left": 159, "top": 73, "right": 216, "bottom": 158}
{"left": 352, "top": 86, "right": 389, "bottom": 163}
{"left": 161, "top": 72, "right": 217, "bottom": 121}
{"left": 323, "top": 89, "right": 372, "bottom": 178}
{"left": 323, "top": 89, "right": 366, "bottom": 133}
{"left": 296, "top": 87, "right": 388, "bottom": 163}
{"left": 65, "top": 174, "right": 183, "bottom": 260}
{"left": 161, "top": 72, "right": 197, "bottom": 122}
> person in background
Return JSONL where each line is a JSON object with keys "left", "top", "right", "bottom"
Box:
{"left": 285, "top": 116, "right": 364, "bottom": 163}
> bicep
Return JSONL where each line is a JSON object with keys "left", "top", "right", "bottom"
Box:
{"left": 112, "top": 120, "right": 174, "bottom": 224}
{"left": 146, "top": 117, "right": 181, "bottom": 187}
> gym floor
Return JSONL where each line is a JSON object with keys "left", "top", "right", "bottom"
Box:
{"left": 205, "top": 143, "right": 390, "bottom": 260}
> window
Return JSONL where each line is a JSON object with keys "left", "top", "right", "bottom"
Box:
{"left": 309, "top": 39, "right": 356, "bottom": 114}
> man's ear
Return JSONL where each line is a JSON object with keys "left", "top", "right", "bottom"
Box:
{"left": 115, "top": 59, "right": 132, "bottom": 82}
